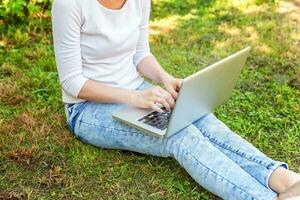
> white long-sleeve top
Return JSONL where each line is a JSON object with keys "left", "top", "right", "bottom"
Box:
{"left": 51, "top": 0, "right": 152, "bottom": 103}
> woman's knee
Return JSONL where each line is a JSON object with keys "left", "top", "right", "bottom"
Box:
{"left": 193, "top": 113, "right": 232, "bottom": 134}
{"left": 167, "top": 124, "right": 207, "bottom": 151}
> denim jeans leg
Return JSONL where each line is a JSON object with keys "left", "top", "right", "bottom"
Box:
{"left": 71, "top": 105, "right": 276, "bottom": 198}
{"left": 192, "top": 113, "right": 288, "bottom": 190}
{"left": 167, "top": 125, "right": 278, "bottom": 200}
{"left": 64, "top": 80, "right": 278, "bottom": 200}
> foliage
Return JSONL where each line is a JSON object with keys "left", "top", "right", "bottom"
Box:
{"left": 0, "top": 0, "right": 52, "bottom": 23}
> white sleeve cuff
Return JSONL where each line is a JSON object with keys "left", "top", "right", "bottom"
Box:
{"left": 133, "top": 51, "right": 153, "bottom": 67}
{"left": 61, "top": 74, "right": 88, "bottom": 98}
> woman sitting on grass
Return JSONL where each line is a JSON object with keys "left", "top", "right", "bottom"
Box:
{"left": 51, "top": 0, "right": 300, "bottom": 199}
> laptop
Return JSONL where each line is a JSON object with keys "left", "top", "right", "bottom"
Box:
{"left": 112, "top": 47, "right": 251, "bottom": 138}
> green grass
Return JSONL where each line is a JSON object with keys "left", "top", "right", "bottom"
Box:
{"left": 1, "top": 0, "right": 300, "bottom": 199}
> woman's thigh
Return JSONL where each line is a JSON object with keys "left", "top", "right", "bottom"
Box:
{"left": 74, "top": 101, "right": 172, "bottom": 157}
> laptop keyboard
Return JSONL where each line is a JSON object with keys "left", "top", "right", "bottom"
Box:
{"left": 138, "top": 107, "right": 172, "bottom": 130}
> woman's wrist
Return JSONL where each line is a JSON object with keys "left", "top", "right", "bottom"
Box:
{"left": 160, "top": 72, "right": 174, "bottom": 85}
{"left": 126, "top": 89, "right": 139, "bottom": 106}
{"left": 109, "top": 87, "right": 136, "bottom": 105}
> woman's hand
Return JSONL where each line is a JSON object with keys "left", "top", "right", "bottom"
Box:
{"left": 161, "top": 74, "right": 182, "bottom": 100}
{"left": 128, "top": 86, "right": 175, "bottom": 113}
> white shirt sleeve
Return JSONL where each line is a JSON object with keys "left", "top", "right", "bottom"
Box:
{"left": 133, "top": 0, "right": 153, "bottom": 67}
{"left": 51, "top": 0, "right": 88, "bottom": 98}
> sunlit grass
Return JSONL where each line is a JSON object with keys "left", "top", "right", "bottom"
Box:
{"left": 150, "top": 11, "right": 198, "bottom": 38}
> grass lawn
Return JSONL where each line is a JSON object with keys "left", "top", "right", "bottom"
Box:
{"left": 0, "top": 0, "right": 299, "bottom": 199}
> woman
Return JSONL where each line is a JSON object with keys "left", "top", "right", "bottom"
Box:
{"left": 51, "top": 0, "right": 300, "bottom": 199}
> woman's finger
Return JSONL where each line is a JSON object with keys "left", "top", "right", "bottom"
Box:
{"left": 176, "top": 79, "right": 183, "bottom": 90}
{"left": 165, "top": 93, "right": 175, "bottom": 108}
{"left": 159, "top": 89, "right": 175, "bottom": 108}
{"left": 150, "top": 102, "right": 163, "bottom": 113}
{"left": 168, "top": 87, "right": 178, "bottom": 100}
{"left": 154, "top": 96, "right": 171, "bottom": 111}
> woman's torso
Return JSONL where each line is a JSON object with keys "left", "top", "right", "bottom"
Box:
{"left": 61, "top": 0, "right": 146, "bottom": 103}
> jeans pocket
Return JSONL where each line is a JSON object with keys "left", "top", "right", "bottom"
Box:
{"left": 65, "top": 102, "right": 88, "bottom": 133}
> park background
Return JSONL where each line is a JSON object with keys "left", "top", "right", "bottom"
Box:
{"left": 0, "top": 0, "right": 299, "bottom": 199}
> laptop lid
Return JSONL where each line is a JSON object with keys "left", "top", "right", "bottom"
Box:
{"left": 165, "top": 47, "right": 251, "bottom": 137}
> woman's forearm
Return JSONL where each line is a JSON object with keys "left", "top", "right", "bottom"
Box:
{"left": 76, "top": 55, "right": 174, "bottom": 105}
{"left": 137, "top": 55, "right": 171, "bottom": 84}
{"left": 77, "top": 79, "right": 134, "bottom": 104}
{"left": 77, "top": 79, "right": 174, "bottom": 111}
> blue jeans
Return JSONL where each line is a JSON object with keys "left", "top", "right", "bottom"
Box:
{"left": 64, "top": 81, "right": 288, "bottom": 200}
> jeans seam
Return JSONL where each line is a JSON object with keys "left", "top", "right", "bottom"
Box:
{"left": 174, "top": 141, "right": 258, "bottom": 200}
{"left": 197, "top": 126, "right": 273, "bottom": 169}
{"left": 79, "top": 119, "right": 154, "bottom": 138}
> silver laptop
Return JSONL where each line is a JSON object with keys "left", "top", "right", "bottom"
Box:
{"left": 112, "top": 47, "right": 251, "bottom": 138}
